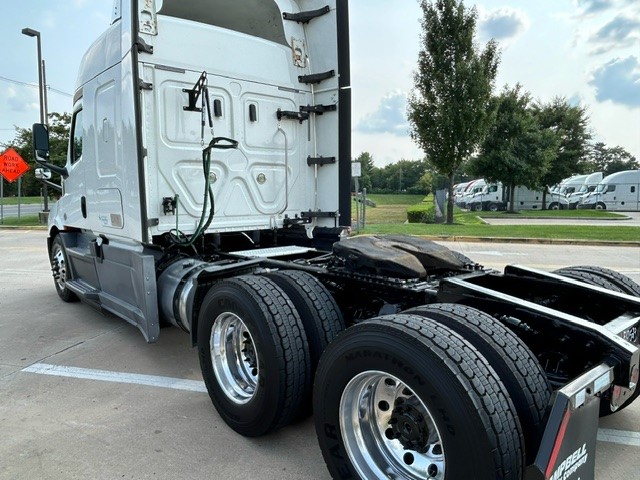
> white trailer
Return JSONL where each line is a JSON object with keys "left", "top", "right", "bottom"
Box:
{"left": 467, "top": 183, "right": 568, "bottom": 211}
{"left": 29, "top": 2, "right": 639, "bottom": 479}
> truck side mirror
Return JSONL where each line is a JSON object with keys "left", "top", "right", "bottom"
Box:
{"left": 32, "top": 123, "right": 50, "bottom": 160}
{"left": 31, "top": 122, "right": 69, "bottom": 178}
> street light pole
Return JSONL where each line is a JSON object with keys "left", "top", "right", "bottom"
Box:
{"left": 21, "top": 27, "right": 49, "bottom": 213}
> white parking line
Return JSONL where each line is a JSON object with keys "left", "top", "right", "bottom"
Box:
{"left": 22, "top": 363, "right": 207, "bottom": 393}
{"left": 597, "top": 428, "right": 640, "bottom": 447}
{"left": 21, "top": 362, "right": 640, "bottom": 447}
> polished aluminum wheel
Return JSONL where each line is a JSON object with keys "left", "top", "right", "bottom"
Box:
{"left": 210, "top": 313, "right": 259, "bottom": 405}
{"left": 51, "top": 243, "right": 68, "bottom": 290}
{"left": 340, "top": 371, "right": 445, "bottom": 479}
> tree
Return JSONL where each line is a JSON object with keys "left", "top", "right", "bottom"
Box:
{"left": 408, "top": 0, "right": 500, "bottom": 223}
{"left": 1, "top": 112, "right": 70, "bottom": 197}
{"left": 469, "top": 85, "right": 557, "bottom": 212}
{"left": 352, "top": 152, "right": 375, "bottom": 191}
{"left": 533, "top": 97, "right": 591, "bottom": 207}
{"left": 586, "top": 142, "right": 638, "bottom": 176}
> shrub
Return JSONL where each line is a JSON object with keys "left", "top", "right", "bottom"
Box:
{"left": 407, "top": 203, "right": 436, "bottom": 223}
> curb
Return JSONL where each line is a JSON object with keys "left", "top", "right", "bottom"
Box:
{"left": 419, "top": 235, "right": 640, "bottom": 247}
{"left": 0, "top": 226, "right": 47, "bottom": 231}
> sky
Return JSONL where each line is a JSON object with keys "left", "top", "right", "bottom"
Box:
{"left": 1, "top": 0, "right": 638, "bottom": 167}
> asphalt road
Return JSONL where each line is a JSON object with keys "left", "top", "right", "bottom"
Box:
{"left": 0, "top": 203, "right": 46, "bottom": 218}
{"left": 0, "top": 230, "right": 638, "bottom": 480}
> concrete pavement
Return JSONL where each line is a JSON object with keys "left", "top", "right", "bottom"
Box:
{"left": 0, "top": 230, "right": 638, "bottom": 480}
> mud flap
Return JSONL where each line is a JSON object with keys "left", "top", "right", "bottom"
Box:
{"left": 525, "top": 364, "right": 613, "bottom": 480}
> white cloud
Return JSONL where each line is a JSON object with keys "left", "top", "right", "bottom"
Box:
{"left": 588, "top": 14, "right": 640, "bottom": 54}
{"left": 478, "top": 7, "right": 530, "bottom": 44}
{"left": 5, "top": 86, "right": 39, "bottom": 113}
{"left": 574, "top": 0, "right": 616, "bottom": 15}
{"left": 356, "top": 91, "right": 410, "bottom": 137}
{"left": 589, "top": 56, "right": 640, "bottom": 108}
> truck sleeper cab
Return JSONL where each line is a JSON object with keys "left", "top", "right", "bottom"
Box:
{"left": 579, "top": 170, "right": 640, "bottom": 211}
{"left": 34, "top": 2, "right": 639, "bottom": 480}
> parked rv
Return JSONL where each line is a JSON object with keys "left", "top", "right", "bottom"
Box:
{"left": 579, "top": 170, "right": 640, "bottom": 211}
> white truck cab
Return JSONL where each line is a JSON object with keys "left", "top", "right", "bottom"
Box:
{"left": 44, "top": 0, "right": 347, "bottom": 245}
{"left": 580, "top": 170, "right": 640, "bottom": 211}
{"left": 456, "top": 178, "right": 485, "bottom": 208}
{"left": 567, "top": 172, "right": 602, "bottom": 209}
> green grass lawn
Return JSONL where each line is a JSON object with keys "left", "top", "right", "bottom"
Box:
{"left": 0, "top": 196, "right": 45, "bottom": 205}
{"left": 0, "top": 214, "right": 42, "bottom": 226}
{"left": 354, "top": 194, "right": 640, "bottom": 242}
{"left": 363, "top": 223, "right": 640, "bottom": 242}
{"left": 353, "top": 194, "right": 427, "bottom": 224}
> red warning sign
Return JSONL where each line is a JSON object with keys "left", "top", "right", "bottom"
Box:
{"left": 0, "top": 148, "right": 30, "bottom": 183}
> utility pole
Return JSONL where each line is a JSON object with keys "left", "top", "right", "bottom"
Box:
{"left": 22, "top": 27, "right": 50, "bottom": 214}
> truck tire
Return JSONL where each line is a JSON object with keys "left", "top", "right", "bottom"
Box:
{"left": 262, "top": 270, "right": 345, "bottom": 417}
{"left": 314, "top": 314, "right": 524, "bottom": 480}
{"left": 553, "top": 265, "right": 640, "bottom": 415}
{"left": 404, "top": 304, "right": 551, "bottom": 462}
{"left": 471, "top": 202, "right": 482, "bottom": 212}
{"left": 553, "top": 265, "right": 640, "bottom": 297}
{"left": 197, "top": 275, "right": 310, "bottom": 436}
{"left": 548, "top": 202, "right": 560, "bottom": 210}
{"left": 50, "top": 236, "right": 78, "bottom": 302}
{"left": 488, "top": 202, "right": 499, "bottom": 212}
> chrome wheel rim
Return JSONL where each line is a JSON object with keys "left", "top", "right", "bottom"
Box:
{"left": 340, "top": 371, "right": 445, "bottom": 479}
{"left": 210, "top": 313, "right": 258, "bottom": 404}
{"left": 51, "top": 243, "right": 68, "bottom": 291}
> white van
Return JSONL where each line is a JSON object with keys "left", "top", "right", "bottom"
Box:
{"left": 579, "top": 170, "right": 640, "bottom": 211}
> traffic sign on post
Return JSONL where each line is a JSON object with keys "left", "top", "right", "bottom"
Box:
{"left": 0, "top": 149, "right": 30, "bottom": 183}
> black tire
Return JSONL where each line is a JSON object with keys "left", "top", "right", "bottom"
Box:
{"left": 404, "top": 304, "right": 551, "bottom": 462}
{"left": 197, "top": 275, "right": 310, "bottom": 436}
{"left": 488, "top": 202, "right": 499, "bottom": 212}
{"left": 314, "top": 314, "right": 524, "bottom": 480}
{"left": 553, "top": 265, "right": 640, "bottom": 297}
{"left": 596, "top": 202, "right": 606, "bottom": 210}
{"left": 548, "top": 202, "right": 559, "bottom": 210}
{"left": 471, "top": 202, "right": 482, "bottom": 212}
{"left": 262, "top": 270, "right": 345, "bottom": 416}
{"left": 553, "top": 265, "right": 640, "bottom": 415}
{"left": 50, "top": 235, "right": 78, "bottom": 302}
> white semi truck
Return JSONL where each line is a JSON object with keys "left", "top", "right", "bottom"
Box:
{"left": 579, "top": 170, "right": 640, "bottom": 211}
{"left": 466, "top": 182, "right": 569, "bottom": 211}
{"left": 32, "top": 2, "right": 639, "bottom": 479}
